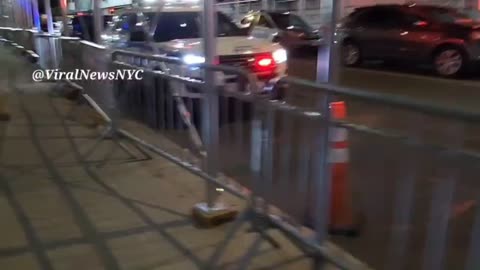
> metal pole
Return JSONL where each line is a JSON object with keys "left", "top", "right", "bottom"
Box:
{"left": 262, "top": 0, "right": 268, "bottom": 10}
{"left": 60, "top": 0, "right": 69, "bottom": 35}
{"left": 235, "top": 0, "right": 239, "bottom": 20}
{"left": 93, "top": 0, "right": 102, "bottom": 43}
{"left": 31, "top": 0, "right": 40, "bottom": 30}
{"left": 316, "top": 0, "right": 341, "bottom": 83}
{"left": 202, "top": 0, "right": 219, "bottom": 208}
{"left": 43, "top": 0, "right": 54, "bottom": 33}
{"left": 17, "top": 0, "right": 24, "bottom": 27}
{"left": 13, "top": 0, "right": 20, "bottom": 27}
{"left": 298, "top": 0, "right": 305, "bottom": 16}
{"left": 25, "top": 0, "right": 33, "bottom": 28}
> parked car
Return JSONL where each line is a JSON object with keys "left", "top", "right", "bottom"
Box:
{"left": 239, "top": 11, "right": 322, "bottom": 50}
{"left": 102, "top": 5, "right": 288, "bottom": 96}
{"left": 339, "top": 4, "right": 480, "bottom": 77}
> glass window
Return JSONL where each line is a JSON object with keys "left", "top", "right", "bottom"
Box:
{"left": 420, "top": 7, "right": 472, "bottom": 23}
{"left": 268, "top": 13, "right": 312, "bottom": 31}
{"left": 145, "top": 12, "right": 243, "bottom": 42}
{"left": 354, "top": 7, "right": 404, "bottom": 27}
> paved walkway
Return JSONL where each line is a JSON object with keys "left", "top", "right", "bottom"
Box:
{"left": 0, "top": 52, "right": 313, "bottom": 269}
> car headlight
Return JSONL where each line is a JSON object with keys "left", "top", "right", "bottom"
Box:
{"left": 471, "top": 31, "right": 480, "bottom": 40}
{"left": 272, "top": 48, "right": 287, "bottom": 63}
{"left": 182, "top": 54, "right": 205, "bottom": 65}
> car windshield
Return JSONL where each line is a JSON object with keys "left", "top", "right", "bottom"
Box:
{"left": 420, "top": 7, "right": 472, "bottom": 23}
{"left": 269, "top": 13, "right": 312, "bottom": 31}
{"left": 145, "top": 12, "right": 243, "bottom": 42}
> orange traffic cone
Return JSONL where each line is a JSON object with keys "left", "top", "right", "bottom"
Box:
{"left": 328, "top": 101, "right": 363, "bottom": 237}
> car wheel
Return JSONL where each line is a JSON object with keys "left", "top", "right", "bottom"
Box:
{"left": 342, "top": 42, "right": 361, "bottom": 66}
{"left": 433, "top": 47, "right": 465, "bottom": 77}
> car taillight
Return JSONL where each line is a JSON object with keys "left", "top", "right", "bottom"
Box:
{"left": 254, "top": 53, "right": 276, "bottom": 73}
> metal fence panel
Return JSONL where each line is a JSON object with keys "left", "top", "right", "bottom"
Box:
{"left": 4, "top": 25, "right": 480, "bottom": 269}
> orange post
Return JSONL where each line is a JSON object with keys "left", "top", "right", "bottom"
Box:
{"left": 328, "top": 101, "right": 362, "bottom": 237}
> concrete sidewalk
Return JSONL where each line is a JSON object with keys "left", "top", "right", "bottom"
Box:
{"left": 0, "top": 74, "right": 314, "bottom": 269}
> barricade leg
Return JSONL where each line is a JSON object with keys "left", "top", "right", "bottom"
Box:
{"left": 60, "top": 81, "right": 146, "bottom": 165}
{"left": 0, "top": 90, "right": 9, "bottom": 121}
{"left": 192, "top": 84, "right": 238, "bottom": 227}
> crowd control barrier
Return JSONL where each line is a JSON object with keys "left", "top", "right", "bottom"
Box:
{"left": 107, "top": 50, "right": 480, "bottom": 270}
{"left": 3, "top": 28, "right": 480, "bottom": 270}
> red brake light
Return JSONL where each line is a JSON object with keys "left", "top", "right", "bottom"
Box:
{"left": 254, "top": 54, "right": 276, "bottom": 70}
{"left": 257, "top": 58, "right": 273, "bottom": 67}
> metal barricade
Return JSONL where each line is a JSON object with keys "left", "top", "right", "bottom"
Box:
{"left": 76, "top": 41, "right": 115, "bottom": 118}
{"left": 108, "top": 49, "right": 480, "bottom": 269}
{"left": 33, "top": 36, "right": 480, "bottom": 269}
{"left": 58, "top": 37, "right": 81, "bottom": 72}
{"left": 108, "top": 50, "right": 374, "bottom": 269}
{"left": 275, "top": 76, "right": 480, "bottom": 270}
{"left": 23, "top": 29, "right": 36, "bottom": 51}
{"left": 34, "top": 33, "right": 61, "bottom": 69}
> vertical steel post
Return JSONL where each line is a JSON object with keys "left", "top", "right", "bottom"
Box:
{"left": 31, "top": 0, "right": 40, "bottom": 30}
{"left": 16, "top": 0, "right": 23, "bottom": 28}
{"left": 202, "top": 0, "right": 219, "bottom": 208}
{"left": 25, "top": 0, "right": 33, "bottom": 28}
{"left": 43, "top": 0, "right": 53, "bottom": 34}
{"left": 312, "top": 0, "right": 341, "bottom": 267}
{"left": 0, "top": 0, "right": 3, "bottom": 27}
{"left": 93, "top": 0, "right": 102, "bottom": 43}
{"left": 13, "top": 0, "right": 20, "bottom": 27}
{"left": 235, "top": 0, "right": 239, "bottom": 20}
{"left": 313, "top": 93, "right": 332, "bottom": 243}
{"left": 298, "top": 0, "right": 305, "bottom": 16}
{"left": 262, "top": 0, "right": 268, "bottom": 10}
{"left": 60, "top": 0, "right": 68, "bottom": 35}
{"left": 316, "top": 0, "right": 341, "bottom": 83}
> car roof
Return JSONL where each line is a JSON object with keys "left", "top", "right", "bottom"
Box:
{"left": 353, "top": 3, "right": 456, "bottom": 11}
{"left": 245, "top": 10, "right": 296, "bottom": 15}
{"left": 115, "top": 5, "right": 202, "bottom": 15}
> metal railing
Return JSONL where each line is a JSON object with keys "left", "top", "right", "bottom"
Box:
{"left": 3, "top": 28, "right": 480, "bottom": 269}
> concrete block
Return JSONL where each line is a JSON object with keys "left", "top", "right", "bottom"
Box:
{"left": 192, "top": 203, "right": 238, "bottom": 228}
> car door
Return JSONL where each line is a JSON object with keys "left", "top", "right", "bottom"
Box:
{"left": 391, "top": 11, "right": 442, "bottom": 62}
{"left": 350, "top": 7, "right": 402, "bottom": 59}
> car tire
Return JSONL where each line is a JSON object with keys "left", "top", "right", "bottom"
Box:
{"left": 342, "top": 41, "right": 362, "bottom": 67}
{"left": 432, "top": 46, "right": 466, "bottom": 78}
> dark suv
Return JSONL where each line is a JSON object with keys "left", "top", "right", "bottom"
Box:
{"left": 339, "top": 4, "right": 480, "bottom": 77}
